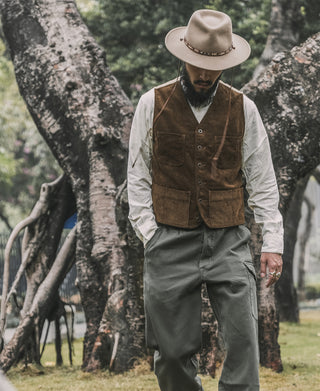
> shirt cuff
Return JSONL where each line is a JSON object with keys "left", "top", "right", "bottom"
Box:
{"left": 133, "top": 219, "right": 158, "bottom": 247}
{"left": 261, "top": 231, "right": 284, "bottom": 254}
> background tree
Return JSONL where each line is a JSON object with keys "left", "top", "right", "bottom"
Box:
{"left": 248, "top": 0, "right": 319, "bottom": 322}
{"left": 297, "top": 195, "right": 315, "bottom": 297}
{"left": 276, "top": 175, "right": 310, "bottom": 322}
{"left": 0, "top": 175, "right": 76, "bottom": 369}
{"left": 0, "top": 0, "right": 139, "bottom": 373}
{"left": 297, "top": 169, "right": 320, "bottom": 298}
{"left": 252, "top": 0, "right": 302, "bottom": 78}
{"left": 242, "top": 32, "right": 320, "bottom": 368}
{"left": 0, "top": 36, "right": 60, "bottom": 231}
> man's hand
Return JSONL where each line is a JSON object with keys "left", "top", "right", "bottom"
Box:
{"left": 260, "top": 252, "right": 283, "bottom": 288}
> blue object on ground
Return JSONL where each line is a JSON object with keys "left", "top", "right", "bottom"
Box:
{"left": 64, "top": 213, "right": 77, "bottom": 229}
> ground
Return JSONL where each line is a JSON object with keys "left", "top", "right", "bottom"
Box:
{"left": 6, "top": 310, "right": 320, "bottom": 391}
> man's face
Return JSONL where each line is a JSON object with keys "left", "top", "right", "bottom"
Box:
{"left": 185, "top": 63, "right": 222, "bottom": 93}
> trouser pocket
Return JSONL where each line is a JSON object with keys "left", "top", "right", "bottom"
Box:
{"left": 144, "top": 225, "right": 163, "bottom": 254}
{"left": 243, "top": 261, "right": 258, "bottom": 320}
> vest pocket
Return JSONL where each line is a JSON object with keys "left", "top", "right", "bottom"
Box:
{"left": 209, "top": 188, "right": 245, "bottom": 227}
{"left": 152, "top": 183, "right": 191, "bottom": 227}
{"left": 214, "top": 136, "right": 242, "bottom": 169}
{"left": 155, "top": 133, "right": 185, "bottom": 166}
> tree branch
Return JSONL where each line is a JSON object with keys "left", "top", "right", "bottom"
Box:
{"left": 312, "top": 166, "right": 320, "bottom": 183}
{"left": 0, "top": 226, "right": 76, "bottom": 371}
{"left": 0, "top": 176, "right": 64, "bottom": 340}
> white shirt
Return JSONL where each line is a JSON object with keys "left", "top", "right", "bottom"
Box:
{"left": 127, "top": 81, "right": 284, "bottom": 253}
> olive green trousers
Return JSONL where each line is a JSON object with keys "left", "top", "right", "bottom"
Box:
{"left": 144, "top": 224, "right": 259, "bottom": 391}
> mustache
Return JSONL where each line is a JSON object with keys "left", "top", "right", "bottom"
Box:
{"left": 194, "top": 80, "right": 212, "bottom": 86}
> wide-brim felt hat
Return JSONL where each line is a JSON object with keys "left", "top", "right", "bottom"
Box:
{"left": 165, "top": 9, "right": 251, "bottom": 71}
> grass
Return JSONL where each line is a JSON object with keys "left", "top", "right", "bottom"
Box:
{"left": 7, "top": 310, "right": 320, "bottom": 391}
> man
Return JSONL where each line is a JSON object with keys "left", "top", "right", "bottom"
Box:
{"left": 127, "top": 9, "right": 283, "bottom": 391}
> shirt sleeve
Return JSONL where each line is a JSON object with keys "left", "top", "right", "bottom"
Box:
{"left": 242, "top": 95, "right": 284, "bottom": 254}
{"left": 127, "top": 89, "right": 158, "bottom": 246}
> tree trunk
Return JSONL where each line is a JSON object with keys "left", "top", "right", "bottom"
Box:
{"left": 276, "top": 175, "right": 310, "bottom": 322}
{"left": 252, "top": 0, "right": 310, "bottom": 325}
{"left": 0, "top": 0, "right": 140, "bottom": 372}
{"left": 297, "top": 196, "right": 315, "bottom": 298}
{"left": 0, "top": 226, "right": 76, "bottom": 371}
{"left": 242, "top": 32, "right": 320, "bottom": 370}
{"left": 253, "top": 0, "right": 302, "bottom": 78}
{"left": 312, "top": 167, "right": 320, "bottom": 184}
{"left": 0, "top": 176, "right": 76, "bottom": 370}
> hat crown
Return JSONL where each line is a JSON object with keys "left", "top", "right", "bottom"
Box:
{"left": 164, "top": 9, "right": 250, "bottom": 70}
{"left": 185, "top": 10, "right": 233, "bottom": 55}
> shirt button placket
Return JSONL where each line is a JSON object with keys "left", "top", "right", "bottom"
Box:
{"left": 196, "top": 128, "right": 205, "bottom": 171}
{"left": 196, "top": 128, "right": 205, "bottom": 209}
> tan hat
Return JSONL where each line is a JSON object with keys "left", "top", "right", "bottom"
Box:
{"left": 165, "top": 9, "right": 251, "bottom": 71}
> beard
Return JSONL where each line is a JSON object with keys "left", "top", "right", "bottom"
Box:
{"left": 180, "top": 64, "right": 221, "bottom": 108}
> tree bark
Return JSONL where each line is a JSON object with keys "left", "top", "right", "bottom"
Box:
{"left": 276, "top": 175, "right": 310, "bottom": 322}
{"left": 297, "top": 196, "right": 315, "bottom": 296}
{"left": 251, "top": 0, "right": 313, "bottom": 325}
{"left": 0, "top": 0, "right": 140, "bottom": 372}
{"left": 297, "top": 167, "right": 320, "bottom": 296}
{"left": 0, "top": 176, "right": 76, "bottom": 370}
{"left": 244, "top": 33, "right": 320, "bottom": 213}
{"left": 251, "top": 0, "right": 319, "bottom": 325}
{"left": 0, "top": 227, "right": 76, "bottom": 371}
{"left": 242, "top": 32, "right": 320, "bottom": 370}
{"left": 312, "top": 167, "right": 320, "bottom": 184}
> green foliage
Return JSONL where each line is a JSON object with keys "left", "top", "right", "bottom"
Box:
{"left": 80, "top": 0, "right": 269, "bottom": 98}
{"left": 0, "top": 37, "right": 61, "bottom": 230}
{"left": 82, "top": 0, "right": 211, "bottom": 103}
{"left": 79, "top": 0, "right": 320, "bottom": 103}
{"left": 304, "top": 284, "right": 320, "bottom": 300}
{"left": 0, "top": 148, "right": 17, "bottom": 196}
{"left": 299, "top": 0, "right": 320, "bottom": 42}
{"left": 206, "top": 0, "right": 271, "bottom": 87}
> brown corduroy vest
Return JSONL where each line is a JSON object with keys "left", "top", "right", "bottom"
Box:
{"left": 152, "top": 80, "right": 245, "bottom": 229}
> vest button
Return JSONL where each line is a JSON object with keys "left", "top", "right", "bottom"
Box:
{"left": 197, "top": 162, "right": 202, "bottom": 168}
{"left": 198, "top": 129, "right": 203, "bottom": 134}
{"left": 197, "top": 145, "right": 202, "bottom": 150}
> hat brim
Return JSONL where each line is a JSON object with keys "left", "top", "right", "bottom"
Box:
{"left": 165, "top": 26, "right": 251, "bottom": 71}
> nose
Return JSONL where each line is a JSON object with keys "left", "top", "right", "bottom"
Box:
{"left": 199, "top": 69, "right": 209, "bottom": 80}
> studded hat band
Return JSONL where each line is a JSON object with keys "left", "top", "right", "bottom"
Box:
{"left": 184, "top": 37, "right": 235, "bottom": 57}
